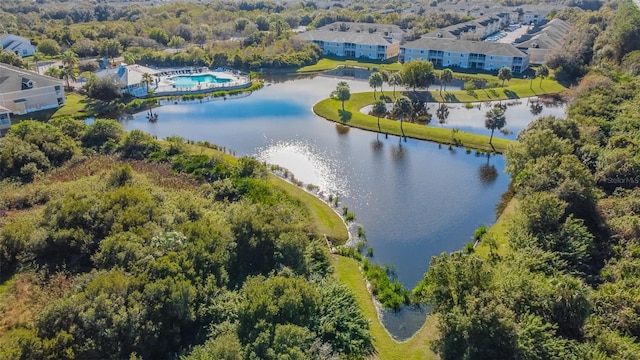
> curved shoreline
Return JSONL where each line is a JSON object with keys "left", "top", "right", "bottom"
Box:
{"left": 313, "top": 91, "right": 514, "bottom": 154}
{"left": 267, "top": 165, "right": 436, "bottom": 354}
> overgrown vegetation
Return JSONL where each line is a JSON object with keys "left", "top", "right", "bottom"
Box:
{"left": 0, "top": 119, "right": 373, "bottom": 359}
{"left": 414, "top": 1, "right": 640, "bottom": 358}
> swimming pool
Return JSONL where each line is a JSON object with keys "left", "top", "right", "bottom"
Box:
{"left": 170, "top": 74, "right": 231, "bottom": 87}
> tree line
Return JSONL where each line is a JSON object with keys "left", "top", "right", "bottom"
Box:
{"left": 412, "top": 1, "right": 640, "bottom": 358}
{"left": 0, "top": 119, "right": 373, "bottom": 359}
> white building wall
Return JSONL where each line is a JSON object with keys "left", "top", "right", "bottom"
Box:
{"left": 401, "top": 47, "right": 528, "bottom": 73}
{"left": 0, "top": 84, "right": 65, "bottom": 115}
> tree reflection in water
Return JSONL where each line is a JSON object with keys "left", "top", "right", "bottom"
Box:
{"left": 336, "top": 123, "right": 350, "bottom": 135}
{"left": 372, "top": 133, "right": 383, "bottom": 151}
{"left": 478, "top": 155, "right": 498, "bottom": 185}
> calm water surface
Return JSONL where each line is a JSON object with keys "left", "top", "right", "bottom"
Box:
{"left": 123, "top": 77, "right": 564, "bottom": 339}
{"left": 122, "top": 75, "right": 563, "bottom": 338}
{"left": 122, "top": 76, "right": 567, "bottom": 286}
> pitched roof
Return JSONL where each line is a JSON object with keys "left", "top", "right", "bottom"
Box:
{"left": 96, "top": 64, "right": 160, "bottom": 87}
{"left": 423, "top": 16, "right": 502, "bottom": 40}
{"left": 0, "top": 34, "right": 32, "bottom": 49}
{"left": 0, "top": 63, "right": 62, "bottom": 93}
{"left": 317, "top": 22, "right": 405, "bottom": 35}
{"left": 515, "top": 19, "right": 570, "bottom": 50}
{"left": 296, "top": 30, "right": 395, "bottom": 46}
{"left": 402, "top": 37, "right": 528, "bottom": 57}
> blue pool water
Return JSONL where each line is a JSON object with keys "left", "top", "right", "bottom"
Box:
{"left": 171, "top": 74, "right": 230, "bottom": 87}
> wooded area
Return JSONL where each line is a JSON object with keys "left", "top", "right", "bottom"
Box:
{"left": 413, "top": 1, "right": 640, "bottom": 358}
{"left": 0, "top": 119, "right": 373, "bottom": 359}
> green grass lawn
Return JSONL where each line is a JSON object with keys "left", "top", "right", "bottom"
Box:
{"left": 270, "top": 176, "right": 348, "bottom": 245}
{"left": 313, "top": 76, "right": 567, "bottom": 154}
{"left": 314, "top": 90, "right": 513, "bottom": 153}
{"left": 474, "top": 197, "right": 519, "bottom": 258}
{"left": 299, "top": 58, "right": 403, "bottom": 73}
{"left": 333, "top": 255, "right": 439, "bottom": 360}
{"left": 12, "top": 93, "right": 112, "bottom": 122}
{"left": 183, "top": 143, "right": 349, "bottom": 244}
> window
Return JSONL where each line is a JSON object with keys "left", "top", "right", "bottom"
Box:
{"left": 13, "top": 98, "right": 26, "bottom": 103}
{"left": 57, "top": 98, "right": 64, "bottom": 105}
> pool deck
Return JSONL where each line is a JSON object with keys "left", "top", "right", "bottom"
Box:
{"left": 153, "top": 70, "right": 251, "bottom": 97}
{"left": 122, "top": 66, "right": 252, "bottom": 98}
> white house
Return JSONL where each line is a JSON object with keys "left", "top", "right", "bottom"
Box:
{"left": 400, "top": 37, "right": 530, "bottom": 73}
{"left": 0, "top": 34, "right": 36, "bottom": 58}
{"left": 295, "top": 22, "right": 405, "bottom": 60}
{"left": 0, "top": 63, "right": 66, "bottom": 115}
{"left": 95, "top": 63, "right": 160, "bottom": 97}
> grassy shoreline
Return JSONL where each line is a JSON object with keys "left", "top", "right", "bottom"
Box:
{"left": 314, "top": 90, "right": 514, "bottom": 153}
{"left": 332, "top": 255, "right": 439, "bottom": 359}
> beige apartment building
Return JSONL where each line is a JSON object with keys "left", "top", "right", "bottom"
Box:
{"left": 0, "top": 63, "right": 66, "bottom": 115}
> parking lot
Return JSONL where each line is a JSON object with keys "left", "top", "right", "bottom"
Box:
{"left": 484, "top": 24, "right": 532, "bottom": 44}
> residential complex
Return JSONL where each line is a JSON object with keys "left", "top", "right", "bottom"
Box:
{"left": 0, "top": 34, "right": 36, "bottom": 58}
{"left": 400, "top": 38, "right": 529, "bottom": 73}
{"left": 296, "top": 22, "right": 405, "bottom": 60}
{"left": 422, "top": 15, "right": 509, "bottom": 41}
{"left": 514, "top": 19, "right": 571, "bottom": 64}
{"left": 0, "top": 63, "right": 66, "bottom": 115}
{"left": 399, "top": 5, "right": 566, "bottom": 73}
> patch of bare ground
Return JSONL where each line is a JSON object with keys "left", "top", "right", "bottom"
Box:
{"left": 0, "top": 272, "right": 72, "bottom": 336}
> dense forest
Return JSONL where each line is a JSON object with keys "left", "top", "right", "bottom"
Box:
{"left": 3, "top": 0, "right": 640, "bottom": 359}
{"left": 413, "top": 0, "right": 640, "bottom": 358}
{"left": 0, "top": 0, "right": 594, "bottom": 71}
{"left": 0, "top": 119, "right": 373, "bottom": 359}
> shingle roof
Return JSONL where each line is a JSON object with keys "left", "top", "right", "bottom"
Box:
{"left": 423, "top": 16, "right": 501, "bottom": 40}
{"left": 317, "top": 22, "right": 405, "bottom": 35}
{"left": 402, "top": 37, "right": 528, "bottom": 57}
{"left": 96, "top": 64, "right": 160, "bottom": 87}
{"left": 0, "top": 63, "right": 62, "bottom": 93}
{"left": 515, "top": 19, "right": 570, "bottom": 50}
{"left": 0, "top": 34, "right": 32, "bottom": 50}
{"left": 296, "top": 30, "right": 395, "bottom": 46}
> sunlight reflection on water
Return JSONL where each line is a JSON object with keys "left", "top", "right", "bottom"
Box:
{"left": 256, "top": 140, "right": 349, "bottom": 198}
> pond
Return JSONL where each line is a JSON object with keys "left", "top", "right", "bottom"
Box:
{"left": 121, "top": 74, "right": 565, "bottom": 340}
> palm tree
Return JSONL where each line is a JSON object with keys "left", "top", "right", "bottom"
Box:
{"left": 369, "top": 72, "right": 383, "bottom": 99}
{"left": 372, "top": 100, "right": 387, "bottom": 132}
{"left": 335, "top": 85, "right": 351, "bottom": 111}
{"left": 498, "top": 67, "right": 512, "bottom": 87}
{"left": 61, "top": 50, "right": 79, "bottom": 68}
{"left": 439, "top": 68, "right": 453, "bottom": 96}
{"left": 380, "top": 70, "right": 389, "bottom": 93}
{"left": 436, "top": 103, "right": 449, "bottom": 124}
{"left": 141, "top": 73, "right": 154, "bottom": 96}
{"left": 61, "top": 66, "right": 77, "bottom": 90}
{"left": 536, "top": 65, "right": 549, "bottom": 87}
{"left": 388, "top": 72, "right": 402, "bottom": 99}
{"left": 484, "top": 106, "right": 507, "bottom": 146}
{"left": 32, "top": 51, "right": 43, "bottom": 74}
{"left": 392, "top": 97, "right": 412, "bottom": 138}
